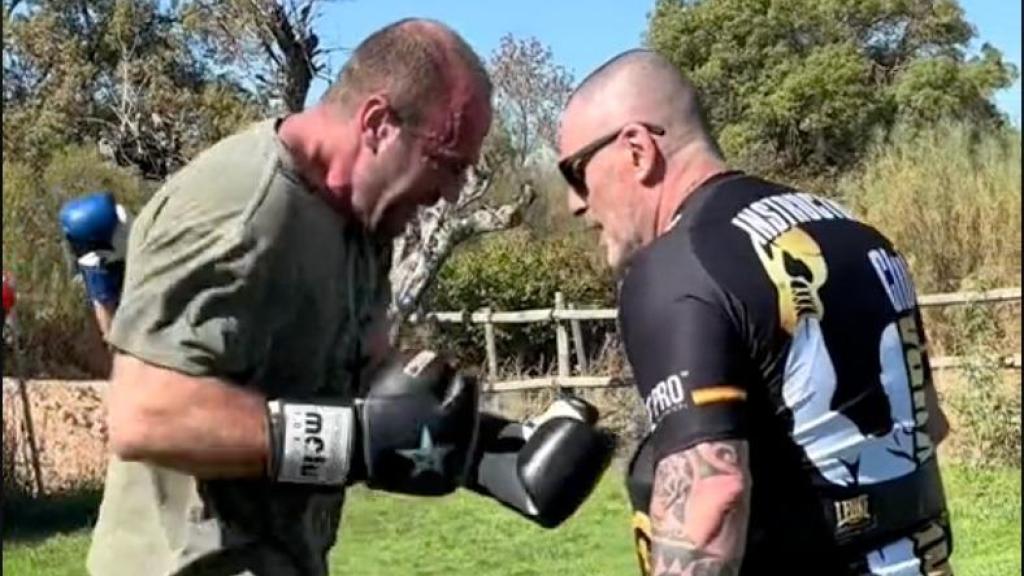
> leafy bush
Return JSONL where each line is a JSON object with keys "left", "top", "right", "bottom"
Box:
{"left": 646, "top": 0, "right": 1017, "bottom": 184}
{"left": 941, "top": 299, "right": 1022, "bottom": 468}
{"left": 2, "top": 146, "right": 152, "bottom": 377}
{"left": 423, "top": 230, "right": 615, "bottom": 372}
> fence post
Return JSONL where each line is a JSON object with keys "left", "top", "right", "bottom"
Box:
{"left": 482, "top": 306, "right": 504, "bottom": 413}
{"left": 483, "top": 307, "right": 498, "bottom": 380}
{"left": 568, "top": 302, "right": 588, "bottom": 375}
{"left": 555, "top": 292, "right": 570, "bottom": 381}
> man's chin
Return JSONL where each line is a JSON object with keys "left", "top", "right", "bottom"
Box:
{"left": 609, "top": 257, "right": 630, "bottom": 279}
{"left": 606, "top": 244, "right": 638, "bottom": 277}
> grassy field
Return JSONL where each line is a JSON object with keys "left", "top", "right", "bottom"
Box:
{"left": 3, "top": 463, "right": 1020, "bottom": 575}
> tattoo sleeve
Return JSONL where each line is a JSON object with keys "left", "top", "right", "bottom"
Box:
{"left": 649, "top": 440, "right": 751, "bottom": 576}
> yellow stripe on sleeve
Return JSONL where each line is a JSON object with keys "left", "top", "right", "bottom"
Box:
{"left": 691, "top": 386, "right": 747, "bottom": 406}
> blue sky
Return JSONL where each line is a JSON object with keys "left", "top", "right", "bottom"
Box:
{"left": 307, "top": 0, "right": 1021, "bottom": 123}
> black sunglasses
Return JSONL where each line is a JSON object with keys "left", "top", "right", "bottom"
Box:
{"left": 558, "top": 123, "right": 666, "bottom": 195}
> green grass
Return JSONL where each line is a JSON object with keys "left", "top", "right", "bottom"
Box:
{"left": 3, "top": 464, "right": 1020, "bottom": 575}
{"left": 940, "top": 466, "right": 1022, "bottom": 576}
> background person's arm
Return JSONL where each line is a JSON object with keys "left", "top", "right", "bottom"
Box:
{"left": 92, "top": 301, "right": 116, "bottom": 338}
{"left": 59, "top": 193, "right": 130, "bottom": 374}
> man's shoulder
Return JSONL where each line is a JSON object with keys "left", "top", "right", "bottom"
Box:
{"left": 135, "top": 119, "right": 307, "bottom": 241}
{"left": 619, "top": 224, "right": 715, "bottom": 327}
{"left": 174, "top": 118, "right": 278, "bottom": 176}
{"left": 618, "top": 173, "right": 790, "bottom": 330}
{"left": 155, "top": 120, "right": 288, "bottom": 208}
{"left": 681, "top": 173, "right": 796, "bottom": 229}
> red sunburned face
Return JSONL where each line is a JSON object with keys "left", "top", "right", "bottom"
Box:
{"left": 370, "top": 78, "right": 492, "bottom": 238}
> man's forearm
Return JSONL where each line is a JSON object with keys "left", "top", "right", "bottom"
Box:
{"left": 107, "top": 354, "right": 271, "bottom": 479}
{"left": 649, "top": 440, "right": 751, "bottom": 576}
{"left": 92, "top": 301, "right": 116, "bottom": 337}
{"left": 80, "top": 301, "right": 118, "bottom": 378}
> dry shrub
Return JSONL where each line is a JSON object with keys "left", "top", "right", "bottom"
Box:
{"left": 840, "top": 120, "right": 1021, "bottom": 466}
{"left": 2, "top": 146, "right": 152, "bottom": 378}
{"left": 479, "top": 330, "right": 647, "bottom": 457}
{"left": 934, "top": 299, "right": 1021, "bottom": 468}
{"left": 840, "top": 120, "right": 1020, "bottom": 294}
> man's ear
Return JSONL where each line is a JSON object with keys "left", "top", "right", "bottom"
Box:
{"left": 358, "top": 94, "right": 397, "bottom": 154}
{"left": 622, "top": 123, "right": 658, "bottom": 184}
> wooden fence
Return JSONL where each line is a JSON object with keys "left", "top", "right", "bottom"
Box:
{"left": 2, "top": 287, "right": 1019, "bottom": 497}
{"left": 408, "top": 287, "right": 1023, "bottom": 393}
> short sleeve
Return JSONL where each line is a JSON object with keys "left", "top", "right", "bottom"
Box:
{"left": 621, "top": 289, "right": 749, "bottom": 463}
{"left": 107, "top": 217, "right": 287, "bottom": 380}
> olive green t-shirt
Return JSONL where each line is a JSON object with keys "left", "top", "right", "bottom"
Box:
{"left": 93, "top": 118, "right": 391, "bottom": 576}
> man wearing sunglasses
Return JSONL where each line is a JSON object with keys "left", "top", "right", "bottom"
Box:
{"left": 558, "top": 49, "right": 954, "bottom": 576}
{"left": 81, "top": 18, "right": 613, "bottom": 576}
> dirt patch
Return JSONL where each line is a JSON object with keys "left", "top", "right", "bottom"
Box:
{"left": 3, "top": 378, "right": 108, "bottom": 495}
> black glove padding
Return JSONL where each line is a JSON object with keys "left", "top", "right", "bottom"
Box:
{"left": 351, "top": 350, "right": 481, "bottom": 496}
{"left": 466, "top": 394, "right": 617, "bottom": 528}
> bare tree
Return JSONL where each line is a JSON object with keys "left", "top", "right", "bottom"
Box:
{"left": 183, "top": 0, "right": 339, "bottom": 113}
{"left": 489, "top": 34, "right": 574, "bottom": 167}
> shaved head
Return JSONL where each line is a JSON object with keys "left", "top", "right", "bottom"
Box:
{"left": 558, "top": 49, "right": 729, "bottom": 275}
{"left": 563, "top": 49, "right": 718, "bottom": 156}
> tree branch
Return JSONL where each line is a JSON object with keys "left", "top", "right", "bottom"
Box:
{"left": 387, "top": 181, "right": 536, "bottom": 334}
{"left": 456, "top": 182, "right": 534, "bottom": 234}
{"left": 453, "top": 166, "right": 493, "bottom": 210}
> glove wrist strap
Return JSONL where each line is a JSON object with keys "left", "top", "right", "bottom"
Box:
{"left": 266, "top": 399, "right": 355, "bottom": 485}
{"left": 79, "top": 262, "right": 124, "bottom": 307}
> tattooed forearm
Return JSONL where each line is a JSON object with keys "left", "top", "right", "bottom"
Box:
{"left": 649, "top": 440, "right": 751, "bottom": 576}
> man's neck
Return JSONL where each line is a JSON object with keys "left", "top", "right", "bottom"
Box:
{"left": 653, "top": 143, "right": 729, "bottom": 236}
{"left": 277, "top": 107, "right": 355, "bottom": 214}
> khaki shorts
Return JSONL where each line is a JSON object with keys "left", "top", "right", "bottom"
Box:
{"left": 86, "top": 458, "right": 308, "bottom": 576}
{"left": 87, "top": 456, "right": 202, "bottom": 575}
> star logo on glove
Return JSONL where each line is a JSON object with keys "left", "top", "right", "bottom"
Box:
{"left": 397, "top": 427, "right": 453, "bottom": 477}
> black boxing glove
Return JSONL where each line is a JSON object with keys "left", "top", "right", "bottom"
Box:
{"left": 465, "top": 394, "right": 617, "bottom": 528}
{"left": 265, "top": 351, "right": 480, "bottom": 496}
{"left": 351, "top": 350, "right": 481, "bottom": 495}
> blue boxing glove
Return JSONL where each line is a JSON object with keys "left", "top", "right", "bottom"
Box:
{"left": 59, "top": 192, "right": 131, "bottom": 307}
